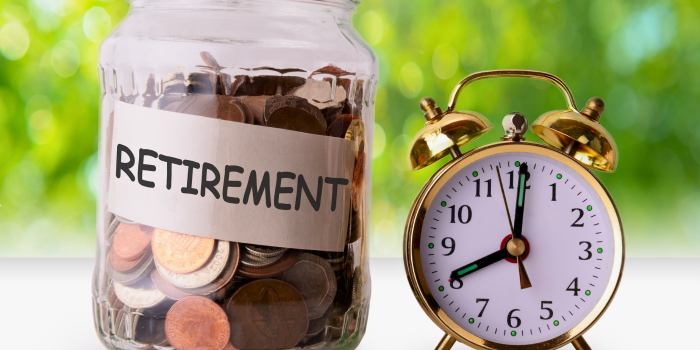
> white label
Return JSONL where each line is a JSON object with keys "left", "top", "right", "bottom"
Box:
{"left": 108, "top": 101, "right": 355, "bottom": 252}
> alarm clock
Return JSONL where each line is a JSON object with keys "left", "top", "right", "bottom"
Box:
{"left": 403, "top": 70, "right": 624, "bottom": 350}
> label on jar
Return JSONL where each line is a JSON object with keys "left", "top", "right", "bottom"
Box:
{"left": 108, "top": 101, "right": 355, "bottom": 252}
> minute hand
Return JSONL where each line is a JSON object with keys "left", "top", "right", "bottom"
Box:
{"left": 449, "top": 248, "right": 510, "bottom": 280}
{"left": 513, "top": 163, "right": 531, "bottom": 239}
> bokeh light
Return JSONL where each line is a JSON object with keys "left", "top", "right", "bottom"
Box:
{"left": 0, "top": 0, "right": 698, "bottom": 259}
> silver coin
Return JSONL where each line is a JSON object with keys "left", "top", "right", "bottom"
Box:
{"left": 106, "top": 217, "right": 120, "bottom": 240}
{"left": 244, "top": 244, "right": 287, "bottom": 258}
{"left": 280, "top": 253, "right": 337, "bottom": 319}
{"left": 114, "top": 278, "right": 167, "bottom": 309}
{"left": 155, "top": 240, "right": 229, "bottom": 289}
{"left": 240, "top": 251, "right": 282, "bottom": 268}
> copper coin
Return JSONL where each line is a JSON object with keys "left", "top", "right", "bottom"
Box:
{"left": 226, "top": 279, "right": 308, "bottom": 350}
{"left": 352, "top": 151, "right": 366, "bottom": 212}
{"left": 109, "top": 244, "right": 149, "bottom": 273}
{"left": 230, "top": 75, "right": 306, "bottom": 96}
{"left": 326, "top": 114, "right": 356, "bottom": 138}
{"left": 178, "top": 242, "right": 240, "bottom": 296}
{"left": 237, "top": 249, "right": 301, "bottom": 279}
{"left": 152, "top": 229, "right": 215, "bottom": 274}
{"left": 151, "top": 269, "right": 190, "bottom": 300}
{"left": 263, "top": 95, "right": 326, "bottom": 135}
{"left": 280, "top": 253, "right": 337, "bottom": 320}
{"left": 165, "top": 296, "right": 230, "bottom": 350}
{"left": 112, "top": 223, "right": 153, "bottom": 261}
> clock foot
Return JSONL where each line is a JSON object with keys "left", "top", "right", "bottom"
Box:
{"left": 434, "top": 333, "right": 457, "bottom": 350}
{"left": 571, "top": 336, "right": 592, "bottom": 350}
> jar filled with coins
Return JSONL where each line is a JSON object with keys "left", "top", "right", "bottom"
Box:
{"left": 92, "top": 1, "right": 376, "bottom": 349}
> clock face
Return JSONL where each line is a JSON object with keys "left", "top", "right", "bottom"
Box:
{"left": 418, "top": 149, "right": 618, "bottom": 346}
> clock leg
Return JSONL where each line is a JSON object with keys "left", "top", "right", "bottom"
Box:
{"left": 434, "top": 333, "right": 457, "bottom": 350}
{"left": 571, "top": 336, "right": 592, "bottom": 350}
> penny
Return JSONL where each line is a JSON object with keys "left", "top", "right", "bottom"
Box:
{"left": 280, "top": 253, "right": 337, "bottom": 320}
{"left": 230, "top": 75, "right": 306, "bottom": 96}
{"left": 164, "top": 94, "right": 250, "bottom": 123}
{"left": 263, "top": 95, "right": 326, "bottom": 135}
{"left": 155, "top": 240, "right": 230, "bottom": 289}
{"left": 114, "top": 278, "right": 168, "bottom": 309}
{"left": 327, "top": 114, "right": 357, "bottom": 138}
{"left": 106, "top": 245, "right": 154, "bottom": 285}
{"left": 151, "top": 269, "right": 190, "bottom": 300}
{"left": 178, "top": 242, "right": 240, "bottom": 296}
{"left": 165, "top": 296, "right": 230, "bottom": 350}
{"left": 321, "top": 104, "right": 344, "bottom": 127}
{"left": 237, "top": 249, "right": 301, "bottom": 278}
{"left": 113, "top": 223, "right": 153, "bottom": 261}
{"left": 109, "top": 244, "right": 150, "bottom": 273}
{"left": 239, "top": 96, "right": 270, "bottom": 125}
{"left": 244, "top": 244, "right": 287, "bottom": 259}
{"left": 227, "top": 279, "right": 308, "bottom": 350}
{"left": 152, "top": 229, "right": 215, "bottom": 274}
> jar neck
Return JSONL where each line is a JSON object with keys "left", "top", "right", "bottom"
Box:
{"left": 129, "top": 0, "right": 357, "bottom": 12}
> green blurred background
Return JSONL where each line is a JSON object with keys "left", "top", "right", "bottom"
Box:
{"left": 0, "top": 0, "right": 698, "bottom": 257}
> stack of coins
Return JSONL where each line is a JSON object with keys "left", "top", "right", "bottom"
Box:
{"left": 98, "top": 54, "right": 369, "bottom": 350}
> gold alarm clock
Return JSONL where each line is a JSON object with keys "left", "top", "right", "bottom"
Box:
{"left": 403, "top": 70, "right": 624, "bottom": 350}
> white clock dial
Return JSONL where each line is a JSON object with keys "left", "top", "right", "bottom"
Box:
{"left": 420, "top": 152, "right": 616, "bottom": 345}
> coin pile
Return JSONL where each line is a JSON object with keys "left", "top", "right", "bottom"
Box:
{"left": 97, "top": 55, "right": 369, "bottom": 350}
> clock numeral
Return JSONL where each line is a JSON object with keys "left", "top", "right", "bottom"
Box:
{"left": 450, "top": 278, "right": 463, "bottom": 289}
{"left": 549, "top": 183, "right": 557, "bottom": 201}
{"left": 567, "top": 277, "right": 581, "bottom": 296}
{"left": 507, "top": 309, "right": 522, "bottom": 328}
{"left": 579, "top": 241, "right": 592, "bottom": 260}
{"left": 449, "top": 205, "right": 472, "bottom": 224}
{"left": 507, "top": 171, "right": 514, "bottom": 189}
{"left": 475, "top": 179, "right": 492, "bottom": 197}
{"left": 571, "top": 208, "right": 585, "bottom": 227}
{"left": 476, "top": 298, "right": 489, "bottom": 317}
{"left": 540, "top": 301, "right": 553, "bottom": 320}
{"left": 442, "top": 237, "right": 455, "bottom": 256}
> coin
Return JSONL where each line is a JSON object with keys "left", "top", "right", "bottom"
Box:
{"left": 105, "top": 216, "right": 119, "bottom": 239}
{"left": 165, "top": 296, "right": 230, "bottom": 350}
{"left": 109, "top": 244, "right": 150, "bottom": 273}
{"left": 352, "top": 151, "right": 366, "bottom": 212}
{"left": 152, "top": 229, "right": 215, "bottom": 274}
{"left": 244, "top": 244, "right": 287, "bottom": 259}
{"left": 155, "top": 240, "right": 230, "bottom": 289}
{"left": 237, "top": 249, "right": 301, "bottom": 278}
{"left": 280, "top": 253, "right": 337, "bottom": 320}
{"left": 151, "top": 269, "right": 190, "bottom": 300}
{"left": 239, "top": 96, "right": 269, "bottom": 125}
{"left": 106, "top": 247, "right": 154, "bottom": 285}
{"left": 263, "top": 95, "right": 327, "bottom": 136}
{"left": 227, "top": 279, "right": 308, "bottom": 350}
{"left": 114, "top": 278, "right": 168, "bottom": 309}
{"left": 327, "top": 114, "right": 357, "bottom": 138}
{"left": 178, "top": 242, "right": 240, "bottom": 296}
{"left": 112, "top": 223, "right": 153, "bottom": 261}
{"left": 240, "top": 251, "right": 283, "bottom": 268}
{"left": 231, "top": 75, "right": 306, "bottom": 96}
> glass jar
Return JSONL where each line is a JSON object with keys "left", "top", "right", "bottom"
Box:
{"left": 92, "top": 1, "right": 377, "bottom": 349}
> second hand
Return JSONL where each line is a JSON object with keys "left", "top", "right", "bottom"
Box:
{"left": 496, "top": 165, "right": 532, "bottom": 289}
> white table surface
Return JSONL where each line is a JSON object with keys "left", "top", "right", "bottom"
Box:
{"left": 0, "top": 258, "right": 697, "bottom": 349}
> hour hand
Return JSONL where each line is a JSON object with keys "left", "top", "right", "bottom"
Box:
{"left": 449, "top": 248, "right": 510, "bottom": 281}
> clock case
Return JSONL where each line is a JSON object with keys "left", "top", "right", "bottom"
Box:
{"left": 403, "top": 70, "right": 625, "bottom": 350}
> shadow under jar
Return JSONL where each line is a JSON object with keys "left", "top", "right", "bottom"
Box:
{"left": 92, "top": 1, "right": 377, "bottom": 349}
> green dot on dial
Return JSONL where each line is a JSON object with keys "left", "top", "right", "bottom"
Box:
{"left": 511, "top": 331, "right": 517, "bottom": 336}
{"left": 469, "top": 318, "right": 474, "bottom": 324}
{"left": 428, "top": 243, "right": 434, "bottom": 249}
{"left": 515, "top": 161, "right": 520, "bottom": 167}
{"left": 597, "top": 248, "right": 603, "bottom": 253}
{"left": 585, "top": 290, "right": 591, "bottom": 296}
{"left": 441, "top": 201, "right": 447, "bottom": 207}
{"left": 587, "top": 205, "right": 593, "bottom": 211}
{"left": 438, "top": 286, "right": 444, "bottom": 292}
{"left": 553, "top": 320, "right": 559, "bottom": 326}
{"left": 556, "top": 174, "right": 562, "bottom": 179}
{"left": 472, "top": 171, "right": 478, "bottom": 177}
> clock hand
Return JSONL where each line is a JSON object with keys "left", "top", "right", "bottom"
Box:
{"left": 513, "top": 163, "right": 531, "bottom": 239}
{"left": 496, "top": 165, "right": 532, "bottom": 289}
{"left": 449, "top": 248, "right": 510, "bottom": 281}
